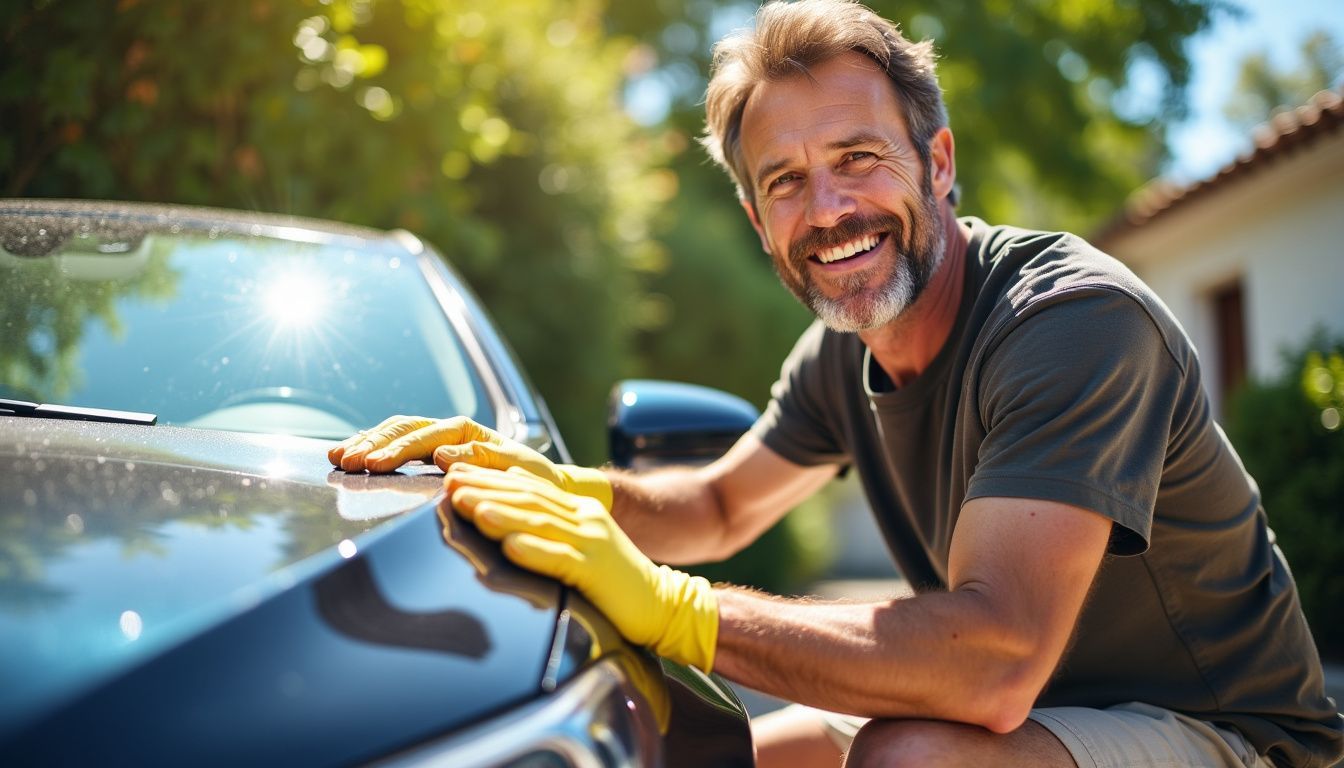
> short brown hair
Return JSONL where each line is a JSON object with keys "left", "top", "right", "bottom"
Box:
{"left": 701, "top": 0, "right": 949, "bottom": 204}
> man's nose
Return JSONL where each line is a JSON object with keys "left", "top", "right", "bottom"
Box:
{"left": 804, "top": 171, "right": 856, "bottom": 229}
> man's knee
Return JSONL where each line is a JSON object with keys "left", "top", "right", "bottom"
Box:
{"left": 844, "top": 719, "right": 972, "bottom": 768}
{"left": 844, "top": 717, "right": 1076, "bottom": 768}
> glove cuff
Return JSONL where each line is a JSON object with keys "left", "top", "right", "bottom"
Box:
{"left": 649, "top": 566, "right": 719, "bottom": 673}
{"left": 558, "top": 465, "right": 614, "bottom": 510}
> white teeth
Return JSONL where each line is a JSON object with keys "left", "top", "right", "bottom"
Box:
{"left": 817, "top": 233, "right": 879, "bottom": 263}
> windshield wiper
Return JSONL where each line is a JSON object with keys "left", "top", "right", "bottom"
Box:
{"left": 0, "top": 398, "right": 157, "bottom": 426}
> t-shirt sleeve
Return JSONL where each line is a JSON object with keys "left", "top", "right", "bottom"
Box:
{"left": 750, "top": 320, "right": 851, "bottom": 467}
{"left": 966, "top": 290, "right": 1186, "bottom": 554}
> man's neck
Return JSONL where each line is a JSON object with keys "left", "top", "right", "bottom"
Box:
{"left": 860, "top": 207, "right": 969, "bottom": 388}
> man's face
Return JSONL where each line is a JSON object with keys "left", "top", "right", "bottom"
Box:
{"left": 738, "top": 51, "right": 947, "bottom": 332}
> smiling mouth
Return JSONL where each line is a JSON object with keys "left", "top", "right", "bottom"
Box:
{"left": 810, "top": 232, "right": 887, "bottom": 264}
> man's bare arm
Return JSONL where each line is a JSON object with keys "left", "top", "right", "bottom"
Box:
{"left": 606, "top": 433, "right": 838, "bottom": 564}
{"left": 712, "top": 497, "right": 1112, "bottom": 733}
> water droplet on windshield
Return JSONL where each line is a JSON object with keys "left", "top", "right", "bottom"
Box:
{"left": 120, "top": 611, "right": 143, "bottom": 641}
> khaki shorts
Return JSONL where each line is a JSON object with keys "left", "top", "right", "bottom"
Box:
{"left": 799, "top": 701, "right": 1274, "bottom": 767}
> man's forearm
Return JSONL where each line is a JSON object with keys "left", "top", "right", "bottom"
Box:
{"left": 712, "top": 586, "right": 1053, "bottom": 733}
{"left": 603, "top": 435, "right": 838, "bottom": 566}
{"left": 606, "top": 466, "right": 736, "bottom": 564}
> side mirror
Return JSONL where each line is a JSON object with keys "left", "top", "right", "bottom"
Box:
{"left": 607, "top": 380, "right": 760, "bottom": 471}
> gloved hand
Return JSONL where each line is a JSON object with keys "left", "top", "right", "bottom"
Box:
{"left": 329, "top": 415, "right": 436, "bottom": 471}
{"left": 446, "top": 464, "right": 718, "bottom": 673}
{"left": 329, "top": 416, "right": 612, "bottom": 509}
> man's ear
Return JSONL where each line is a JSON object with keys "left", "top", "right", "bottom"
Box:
{"left": 740, "top": 196, "right": 772, "bottom": 253}
{"left": 928, "top": 126, "right": 956, "bottom": 201}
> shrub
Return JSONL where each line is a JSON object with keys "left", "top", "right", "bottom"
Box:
{"left": 1224, "top": 332, "right": 1344, "bottom": 659}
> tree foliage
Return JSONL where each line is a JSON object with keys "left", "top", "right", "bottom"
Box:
{"left": 2, "top": 0, "right": 671, "bottom": 463}
{"left": 1224, "top": 29, "right": 1344, "bottom": 131}
{"left": 1224, "top": 333, "right": 1344, "bottom": 658}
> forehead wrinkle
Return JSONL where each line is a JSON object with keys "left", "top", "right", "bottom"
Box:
{"left": 740, "top": 53, "right": 910, "bottom": 191}
{"left": 827, "top": 130, "right": 890, "bottom": 150}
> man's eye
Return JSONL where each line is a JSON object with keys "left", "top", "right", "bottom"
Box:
{"left": 767, "top": 174, "right": 800, "bottom": 191}
{"left": 845, "top": 151, "right": 875, "bottom": 164}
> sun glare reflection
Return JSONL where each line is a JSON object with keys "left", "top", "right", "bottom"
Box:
{"left": 263, "top": 460, "right": 293, "bottom": 479}
{"left": 263, "top": 272, "right": 327, "bottom": 328}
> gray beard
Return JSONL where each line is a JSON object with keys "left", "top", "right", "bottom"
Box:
{"left": 777, "top": 192, "right": 946, "bottom": 333}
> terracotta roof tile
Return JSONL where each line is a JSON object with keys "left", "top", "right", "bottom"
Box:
{"left": 1094, "top": 87, "right": 1344, "bottom": 246}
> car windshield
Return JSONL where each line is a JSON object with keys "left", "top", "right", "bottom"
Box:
{"left": 0, "top": 210, "right": 490, "bottom": 438}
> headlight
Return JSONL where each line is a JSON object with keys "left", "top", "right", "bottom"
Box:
{"left": 372, "top": 655, "right": 663, "bottom": 768}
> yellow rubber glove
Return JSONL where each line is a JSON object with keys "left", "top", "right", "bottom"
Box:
{"left": 329, "top": 416, "right": 612, "bottom": 510}
{"left": 329, "top": 415, "right": 437, "bottom": 471}
{"left": 447, "top": 464, "right": 718, "bottom": 673}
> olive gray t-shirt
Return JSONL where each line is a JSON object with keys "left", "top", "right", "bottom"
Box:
{"left": 752, "top": 217, "right": 1343, "bottom": 767}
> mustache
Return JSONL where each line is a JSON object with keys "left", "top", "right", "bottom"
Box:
{"left": 788, "top": 212, "right": 909, "bottom": 265}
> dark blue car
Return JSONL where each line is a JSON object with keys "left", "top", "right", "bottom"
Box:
{"left": 0, "top": 199, "right": 754, "bottom": 766}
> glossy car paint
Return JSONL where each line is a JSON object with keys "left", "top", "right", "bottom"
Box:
{"left": 0, "top": 416, "right": 563, "bottom": 764}
{"left": 608, "top": 380, "right": 761, "bottom": 469}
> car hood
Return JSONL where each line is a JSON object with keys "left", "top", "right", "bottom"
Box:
{"left": 0, "top": 416, "right": 564, "bottom": 760}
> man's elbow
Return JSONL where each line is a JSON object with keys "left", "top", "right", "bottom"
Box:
{"left": 967, "top": 650, "right": 1059, "bottom": 737}
{"left": 959, "top": 629, "right": 1058, "bottom": 734}
{"left": 974, "top": 689, "right": 1037, "bottom": 735}
{"left": 949, "top": 589, "right": 1073, "bottom": 733}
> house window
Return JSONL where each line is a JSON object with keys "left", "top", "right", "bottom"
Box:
{"left": 1212, "top": 279, "right": 1247, "bottom": 404}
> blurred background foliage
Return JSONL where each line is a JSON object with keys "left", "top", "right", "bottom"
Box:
{"left": 3, "top": 0, "right": 663, "bottom": 468}
{"left": 1223, "top": 28, "right": 1342, "bottom": 131}
{"left": 1225, "top": 333, "right": 1344, "bottom": 658}
{"left": 0, "top": 0, "right": 1231, "bottom": 460}
{"left": 4, "top": 0, "right": 1234, "bottom": 591}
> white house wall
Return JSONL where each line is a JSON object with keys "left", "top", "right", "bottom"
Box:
{"left": 1102, "top": 131, "right": 1344, "bottom": 414}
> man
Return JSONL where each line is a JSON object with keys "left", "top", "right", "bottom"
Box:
{"left": 330, "top": 1, "right": 1344, "bottom": 765}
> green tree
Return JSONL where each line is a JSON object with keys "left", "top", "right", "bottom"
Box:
{"left": 1, "top": 0, "right": 669, "bottom": 463}
{"left": 1224, "top": 29, "right": 1343, "bottom": 131}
